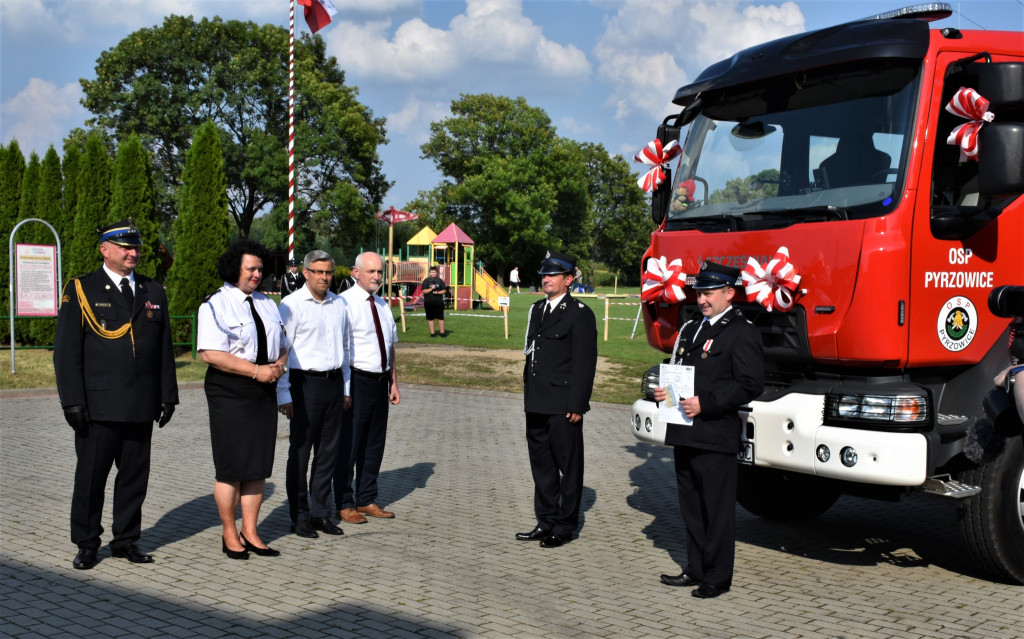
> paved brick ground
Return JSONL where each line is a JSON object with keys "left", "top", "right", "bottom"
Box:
{"left": 2, "top": 379, "right": 1022, "bottom": 638}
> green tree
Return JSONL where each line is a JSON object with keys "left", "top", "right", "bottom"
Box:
{"left": 0, "top": 140, "right": 26, "bottom": 342}
{"left": 586, "top": 144, "right": 652, "bottom": 285}
{"left": 12, "top": 151, "right": 41, "bottom": 342}
{"left": 60, "top": 139, "right": 82, "bottom": 281}
{"left": 166, "top": 121, "right": 230, "bottom": 341}
{"left": 111, "top": 134, "right": 160, "bottom": 279}
{"left": 68, "top": 132, "right": 112, "bottom": 279}
{"left": 26, "top": 147, "right": 64, "bottom": 345}
{"left": 415, "top": 94, "right": 594, "bottom": 278}
{"left": 708, "top": 169, "right": 780, "bottom": 205}
{"left": 80, "top": 15, "right": 388, "bottom": 244}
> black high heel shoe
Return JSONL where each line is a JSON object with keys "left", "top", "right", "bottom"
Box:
{"left": 240, "top": 533, "right": 280, "bottom": 557}
{"left": 222, "top": 537, "right": 249, "bottom": 560}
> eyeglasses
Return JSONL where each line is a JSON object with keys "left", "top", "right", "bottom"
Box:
{"left": 306, "top": 269, "right": 333, "bottom": 276}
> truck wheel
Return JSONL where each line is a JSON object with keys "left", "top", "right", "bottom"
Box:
{"left": 956, "top": 436, "right": 1024, "bottom": 584}
{"left": 736, "top": 466, "right": 840, "bottom": 521}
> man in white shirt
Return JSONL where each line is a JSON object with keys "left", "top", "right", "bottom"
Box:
{"left": 278, "top": 250, "right": 352, "bottom": 538}
{"left": 334, "top": 252, "right": 401, "bottom": 523}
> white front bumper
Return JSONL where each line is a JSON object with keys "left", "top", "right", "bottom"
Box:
{"left": 630, "top": 394, "right": 929, "bottom": 486}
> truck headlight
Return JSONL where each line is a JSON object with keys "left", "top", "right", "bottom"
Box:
{"left": 640, "top": 365, "right": 660, "bottom": 400}
{"left": 824, "top": 393, "right": 928, "bottom": 426}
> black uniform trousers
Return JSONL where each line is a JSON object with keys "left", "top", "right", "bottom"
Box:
{"left": 334, "top": 372, "right": 390, "bottom": 510}
{"left": 285, "top": 371, "right": 346, "bottom": 522}
{"left": 71, "top": 420, "right": 153, "bottom": 551}
{"left": 525, "top": 412, "right": 584, "bottom": 538}
{"left": 674, "top": 445, "right": 738, "bottom": 589}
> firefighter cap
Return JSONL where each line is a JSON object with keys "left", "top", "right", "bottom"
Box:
{"left": 97, "top": 219, "right": 142, "bottom": 248}
{"left": 692, "top": 260, "right": 741, "bottom": 290}
{"left": 538, "top": 250, "right": 576, "bottom": 275}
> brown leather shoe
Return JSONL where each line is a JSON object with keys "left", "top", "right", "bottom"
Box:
{"left": 339, "top": 508, "right": 367, "bottom": 524}
{"left": 357, "top": 503, "right": 395, "bottom": 519}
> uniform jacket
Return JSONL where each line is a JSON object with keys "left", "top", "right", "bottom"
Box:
{"left": 282, "top": 271, "right": 306, "bottom": 295}
{"left": 665, "top": 306, "right": 763, "bottom": 452}
{"left": 523, "top": 294, "right": 597, "bottom": 415}
{"left": 54, "top": 268, "right": 178, "bottom": 422}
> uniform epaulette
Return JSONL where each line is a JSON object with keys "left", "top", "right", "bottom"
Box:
{"left": 202, "top": 289, "right": 222, "bottom": 304}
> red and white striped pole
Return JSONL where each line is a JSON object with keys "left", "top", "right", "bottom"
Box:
{"left": 287, "top": 0, "right": 296, "bottom": 261}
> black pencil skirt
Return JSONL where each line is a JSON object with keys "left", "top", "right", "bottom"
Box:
{"left": 205, "top": 366, "right": 278, "bottom": 482}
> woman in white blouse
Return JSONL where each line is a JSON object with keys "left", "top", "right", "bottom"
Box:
{"left": 198, "top": 240, "right": 288, "bottom": 559}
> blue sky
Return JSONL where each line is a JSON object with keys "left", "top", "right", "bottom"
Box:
{"left": 2, "top": 1, "right": 1022, "bottom": 210}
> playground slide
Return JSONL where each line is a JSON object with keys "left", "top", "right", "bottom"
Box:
{"left": 474, "top": 268, "right": 507, "bottom": 311}
{"left": 407, "top": 285, "right": 423, "bottom": 310}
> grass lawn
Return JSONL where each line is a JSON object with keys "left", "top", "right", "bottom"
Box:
{"left": 1, "top": 288, "right": 665, "bottom": 405}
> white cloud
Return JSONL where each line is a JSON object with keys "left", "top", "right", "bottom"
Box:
{"left": 594, "top": 0, "right": 805, "bottom": 120}
{"left": 386, "top": 97, "right": 450, "bottom": 145}
{"left": 1, "top": 78, "right": 86, "bottom": 155}
{"left": 327, "top": 0, "right": 589, "bottom": 84}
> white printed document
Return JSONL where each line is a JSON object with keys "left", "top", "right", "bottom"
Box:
{"left": 658, "top": 363, "right": 695, "bottom": 425}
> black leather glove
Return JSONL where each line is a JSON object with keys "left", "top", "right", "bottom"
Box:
{"left": 157, "top": 403, "right": 175, "bottom": 428}
{"left": 63, "top": 405, "right": 90, "bottom": 436}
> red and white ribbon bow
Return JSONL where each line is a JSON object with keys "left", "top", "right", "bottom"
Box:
{"left": 945, "top": 87, "right": 994, "bottom": 162}
{"left": 741, "top": 247, "right": 802, "bottom": 312}
{"left": 642, "top": 256, "right": 687, "bottom": 304}
{"left": 634, "top": 139, "right": 682, "bottom": 192}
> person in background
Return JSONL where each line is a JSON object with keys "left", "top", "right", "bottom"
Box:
{"left": 516, "top": 251, "right": 597, "bottom": 549}
{"left": 653, "top": 260, "right": 764, "bottom": 599}
{"left": 281, "top": 258, "right": 305, "bottom": 295}
{"left": 421, "top": 265, "right": 448, "bottom": 337}
{"left": 54, "top": 219, "right": 178, "bottom": 570}
{"left": 198, "top": 239, "right": 288, "bottom": 560}
{"left": 510, "top": 266, "right": 521, "bottom": 294}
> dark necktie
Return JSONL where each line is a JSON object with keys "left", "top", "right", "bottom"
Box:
{"left": 120, "top": 277, "right": 134, "bottom": 310}
{"left": 540, "top": 302, "right": 550, "bottom": 324}
{"left": 245, "top": 296, "right": 269, "bottom": 365}
{"left": 692, "top": 318, "right": 709, "bottom": 344}
{"left": 368, "top": 295, "right": 388, "bottom": 372}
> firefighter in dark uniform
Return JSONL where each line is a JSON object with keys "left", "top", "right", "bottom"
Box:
{"left": 281, "top": 258, "right": 306, "bottom": 295}
{"left": 54, "top": 219, "right": 178, "bottom": 570}
{"left": 515, "top": 251, "right": 597, "bottom": 548}
{"left": 654, "top": 260, "right": 764, "bottom": 598}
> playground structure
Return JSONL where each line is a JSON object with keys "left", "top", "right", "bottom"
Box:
{"left": 387, "top": 222, "right": 507, "bottom": 311}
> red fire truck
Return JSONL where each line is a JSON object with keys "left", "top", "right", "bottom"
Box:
{"left": 630, "top": 4, "right": 1024, "bottom": 583}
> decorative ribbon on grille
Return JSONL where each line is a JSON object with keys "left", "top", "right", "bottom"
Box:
{"left": 641, "top": 256, "right": 688, "bottom": 304}
{"left": 741, "top": 247, "right": 803, "bottom": 312}
{"left": 634, "top": 139, "right": 682, "bottom": 192}
{"left": 945, "top": 87, "right": 994, "bottom": 162}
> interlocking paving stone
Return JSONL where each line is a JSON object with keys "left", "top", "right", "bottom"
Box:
{"left": 2, "top": 381, "right": 1022, "bottom": 638}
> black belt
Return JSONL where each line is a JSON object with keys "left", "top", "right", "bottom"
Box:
{"left": 292, "top": 367, "right": 344, "bottom": 379}
{"left": 351, "top": 367, "right": 390, "bottom": 382}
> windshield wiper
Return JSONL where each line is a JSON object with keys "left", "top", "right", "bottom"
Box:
{"left": 756, "top": 205, "right": 849, "bottom": 221}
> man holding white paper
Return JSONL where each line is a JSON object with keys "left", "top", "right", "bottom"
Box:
{"left": 653, "top": 260, "right": 763, "bottom": 599}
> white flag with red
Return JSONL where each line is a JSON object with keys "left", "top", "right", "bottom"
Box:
{"left": 297, "top": 0, "right": 337, "bottom": 34}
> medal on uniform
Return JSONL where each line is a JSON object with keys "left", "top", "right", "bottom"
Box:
{"left": 147, "top": 310, "right": 153, "bottom": 318}
{"left": 702, "top": 339, "right": 713, "bottom": 358}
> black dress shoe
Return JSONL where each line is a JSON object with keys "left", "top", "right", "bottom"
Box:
{"left": 515, "top": 526, "right": 549, "bottom": 541}
{"left": 691, "top": 583, "right": 730, "bottom": 599}
{"left": 660, "top": 572, "right": 700, "bottom": 587}
{"left": 73, "top": 547, "right": 98, "bottom": 570}
{"left": 539, "top": 534, "right": 569, "bottom": 548}
{"left": 291, "top": 519, "right": 319, "bottom": 538}
{"left": 222, "top": 538, "right": 250, "bottom": 560}
{"left": 110, "top": 544, "right": 153, "bottom": 564}
{"left": 240, "top": 533, "right": 280, "bottom": 557}
{"left": 310, "top": 517, "right": 344, "bottom": 536}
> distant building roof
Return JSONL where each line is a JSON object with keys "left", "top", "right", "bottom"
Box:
{"left": 407, "top": 226, "right": 437, "bottom": 245}
{"left": 432, "top": 222, "right": 474, "bottom": 245}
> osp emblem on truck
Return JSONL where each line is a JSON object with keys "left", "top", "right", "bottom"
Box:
{"left": 937, "top": 296, "right": 978, "bottom": 352}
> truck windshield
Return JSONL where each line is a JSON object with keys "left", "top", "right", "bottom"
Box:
{"left": 668, "top": 60, "right": 921, "bottom": 229}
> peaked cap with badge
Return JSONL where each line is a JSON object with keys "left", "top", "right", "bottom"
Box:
{"left": 538, "top": 251, "right": 576, "bottom": 275}
{"left": 692, "top": 260, "right": 741, "bottom": 290}
{"left": 98, "top": 219, "right": 143, "bottom": 248}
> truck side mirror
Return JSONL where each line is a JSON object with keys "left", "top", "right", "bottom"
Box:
{"left": 651, "top": 122, "right": 681, "bottom": 226}
{"left": 978, "top": 123, "right": 1024, "bottom": 197}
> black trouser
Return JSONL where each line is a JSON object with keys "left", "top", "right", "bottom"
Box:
{"left": 673, "top": 445, "right": 738, "bottom": 589}
{"left": 334, "top": 372, "right": 390, "bottom": 510}
{"left": 525, "top": 412, "right": 584, "bottom": 538}
{"left": 285, "top": 371, "right": 346, "bottom": 522}
{"left": 71, "top": 420, "right": 153, "bottom": 550}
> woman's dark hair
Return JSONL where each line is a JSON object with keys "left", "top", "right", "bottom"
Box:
{"left": 216, "top": 239, "right": 270, "bottom": 284}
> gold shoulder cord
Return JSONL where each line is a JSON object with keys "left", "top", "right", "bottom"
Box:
{"left": 73, "top": 279, "right": 135, "bottom": 356}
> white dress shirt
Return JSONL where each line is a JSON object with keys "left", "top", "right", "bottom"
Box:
{"left": 102, "top": 264, "right": 135, "bottom": 291}
{"left": 341, "top": 285, "right": 398, "bottom": 374}
{"left": 276, "top": 284, "right": 351, "bottom": 404}
{"left": 197, "top": 283, "right": 286, "bottom": 362}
